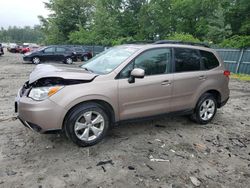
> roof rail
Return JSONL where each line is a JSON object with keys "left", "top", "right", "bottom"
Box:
{"left": 154, "top": 40, "right": 210, "bottom": 48}
{"left": 122, "top": 40, "right": 155, "bottom": 44}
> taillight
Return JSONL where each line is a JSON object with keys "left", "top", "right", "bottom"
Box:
{"left": 224, "top": 70, "right": 230, "bottom": 77}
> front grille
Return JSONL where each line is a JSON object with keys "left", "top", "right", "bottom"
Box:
{"left": 20, "top": 87, "right": 26, "bottom": 97}
{"left": 20, "top": 81, "right": 31, "bottom": 97}
{"left": 27, "top": 121, "right": 42, "bottom": 132}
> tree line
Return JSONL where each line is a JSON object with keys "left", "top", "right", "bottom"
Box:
{"left": 38, "top": 0, "right": 249, "bottom": 48}
{"left": 0, "top": 26, "right": 44, "bottom": 44}
{"left": 1, "top": 0, "right": 249, "bottom": 48}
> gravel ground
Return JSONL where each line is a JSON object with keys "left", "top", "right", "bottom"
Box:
{"left": 0, "top": 52, "right": 250, "bottom": 188}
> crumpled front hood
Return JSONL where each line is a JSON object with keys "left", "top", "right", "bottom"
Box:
{"left": 29, "top": 64, "right": 98, "bottom": 84}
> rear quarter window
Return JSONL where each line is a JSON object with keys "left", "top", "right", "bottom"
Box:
{"left": 200, "top": 50, "right": 220, "bottom": 70}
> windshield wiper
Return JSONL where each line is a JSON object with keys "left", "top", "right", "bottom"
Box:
{"left": 82, "top": 67, "right": 94, "bottom": 73}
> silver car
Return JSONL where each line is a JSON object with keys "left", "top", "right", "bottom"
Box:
{"left": 15, "top": 42, "right": 230, "bottom": 146}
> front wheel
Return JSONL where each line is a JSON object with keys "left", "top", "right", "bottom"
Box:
{"left": 190, "top": 93, "right": 217, "bottom": 124}
{"left": 64, "top": 103, "right": 110, "bottom": 147}
{"left": 32, "top": 57, "right": 40, "bottom": 64}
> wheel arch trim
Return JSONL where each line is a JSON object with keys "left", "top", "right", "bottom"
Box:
{"left": 62, "top": 97, "right": 117, "bottom": 130}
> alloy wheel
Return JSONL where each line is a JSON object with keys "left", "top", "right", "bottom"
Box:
{"left": 74, "top": 111, "right": 105, "bottom": 141}
{"left": 199, "top": 99, "right": 215, "bottom": 121}
{"left": 66, "top": 58, "right": 73, "bottom": 64}
{"left": 33, "top": 57, "right": 40, "bottom": 64}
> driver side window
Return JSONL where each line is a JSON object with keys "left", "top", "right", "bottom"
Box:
{"left": 119, "top": 48, "right": 171, "bottom": 78}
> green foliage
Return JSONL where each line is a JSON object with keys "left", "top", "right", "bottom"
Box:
{"left": 220, "top": 35, "right": 250, "bottom": 48}
{"left": 231, "top": 74, "right": 250, "bottom": 81}
{"left": 38, "top": 0, "right": 250, "bottom": 48}
{"left": 39, "top": 0, "right": 93, "bottom": 44}
{"left": 111, "top": 37, "right": 135, "bottom": 46}
{"left": 225, "top": 0, "right": 250, "bottom": 35}
{"left": 90, "top": 0, "right": 122, "bottom": 45}
{"left": 0, "top": 26, "right": 44, "bottom": 44}
{"left": 167, "top": 33, "right": 201, "bottom": 43}
{"left": 206, "top": 4, "right": 232, "bottom": 43}
{"left": 69, "top": 27, "right": 94, "bottom": 45}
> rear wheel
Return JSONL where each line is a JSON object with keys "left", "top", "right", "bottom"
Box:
{"left": 82, "top": 55, "right": 89, "bottom": 61}
{"left": 65, "top": 57, "right": 73, "bottom": 64}
{"left": 64, "top": 103, "right": 110, "bottom": 147}
{"left": 190, "top": 93, "right": 217, "bottom": 124}
{"left": 32, "top": 57, "right": 40, "bottom": 64}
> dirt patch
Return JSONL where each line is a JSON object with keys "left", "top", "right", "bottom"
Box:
{"left": 0, "top": 52, "right": 250, "bottom": 187}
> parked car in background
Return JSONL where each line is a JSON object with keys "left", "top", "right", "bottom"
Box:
{"left": 16, "top": 41, "right": 230, "bottom": 146}
{"left": 20, "top": 45, "right": 30, "bottom": 54}
{"left": 0, "top": 43, "right": 4, "bottom": 56}
{"left": 71, "top": 46, "right": 93, "bottom": 61}
{"left": 29, "top": 45, "right": 40, "bottom": 52}
{"left": 23, "top": 45, "right": 77, "bottom": 64}
{"left": 1, "top": 43, "right": 8, "bottom": 48}
{"left": 7, "top": 44, "right": 21, "bottom": 53}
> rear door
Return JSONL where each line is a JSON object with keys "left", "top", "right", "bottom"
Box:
{"left": 118, "top": 48, "right": 173, "bottom": 120}
{"left": 171, "top": 48, "right": 203, "bottom": 111}
{"left": 55, "top": 47, "right": 67, "bottom": 61}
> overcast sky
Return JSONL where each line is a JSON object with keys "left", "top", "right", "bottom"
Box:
{"left": 0, "top": 0, "right": 50, "bottom": 28}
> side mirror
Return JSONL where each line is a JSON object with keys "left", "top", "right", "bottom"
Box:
{"left": 128, "top": 68, "right": 145, "bottom": 83}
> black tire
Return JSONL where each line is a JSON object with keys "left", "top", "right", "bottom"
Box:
{"left": 64, "top": 57, "right": 73, "bottom": 64}
{"left": 64, "top": 103, "right": 110, "bottom": 147}
{"left": 82, "top": 55, "right": 89, "bottom": 62}
{"left": 190, "top": 93, "right": 217, "bottom": 124}
{"left": 32, "top": 57, "right": 40, "bottom": 64}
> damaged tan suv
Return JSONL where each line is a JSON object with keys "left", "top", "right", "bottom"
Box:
{"left": 15, "top": 41, "right": 230, "bottom": 146}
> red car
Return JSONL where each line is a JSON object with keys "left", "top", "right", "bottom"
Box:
{"left": 20, "top": 46, "right": 31, "bottom": 54}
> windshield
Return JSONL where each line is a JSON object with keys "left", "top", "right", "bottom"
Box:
{"left": 37, "top": 47, "right": 46, "bottom": 51}
{"left": 81, "top": 46, "right": 139, "bottom": 74}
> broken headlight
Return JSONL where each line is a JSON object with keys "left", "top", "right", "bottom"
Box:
{"left": 28, "top": 86, "right": 64, "bottom": 101}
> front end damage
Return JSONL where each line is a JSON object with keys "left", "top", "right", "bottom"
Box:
{"left": 15, "top": 76, "right": 97, "bottom": 133}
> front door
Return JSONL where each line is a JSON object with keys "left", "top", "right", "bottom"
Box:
{"left": 118, "top": 48, "right": 173, "bottom": 121}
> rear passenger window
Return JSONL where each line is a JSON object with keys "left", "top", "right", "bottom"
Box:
{"left": 200, "top": 50, "right": 220, "bottom": 70}
{"left": 174, "top": 48, "right": 200, "bottom": 72}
